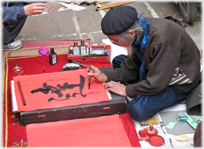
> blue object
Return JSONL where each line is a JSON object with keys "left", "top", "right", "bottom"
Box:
{"left": 178, "top": 18, "right": 183, "bottom": 21}
{"left": 92, "top": 48, "right": 104, "bottom": 51}
{"left": 132, "top": 14, "right": 150, "bottom": 81}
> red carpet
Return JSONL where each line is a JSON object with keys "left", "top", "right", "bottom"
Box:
{"left": 3, "top": 40, "right": 140, "bottom": 147}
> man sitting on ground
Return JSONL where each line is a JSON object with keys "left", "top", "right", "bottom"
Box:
{"left": 2, "top": 2, "right": 46, "bottom": 51}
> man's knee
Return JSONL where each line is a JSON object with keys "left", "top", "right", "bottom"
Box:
{"left": 112, "top": 54, "right": 128, "bottom": 69}
{"left": 128, "top": 98, "right": 153, "bottom": 121}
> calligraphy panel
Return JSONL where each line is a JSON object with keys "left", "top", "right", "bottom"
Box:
{"left": 13, "top": 69, "right": 110, "bottom": 112}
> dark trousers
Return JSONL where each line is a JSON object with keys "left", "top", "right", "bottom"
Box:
{"left": 112, "top": 55, "right": 190, "bottom": 121}
{"left": 3, "top": 3, "right": 27, "bottom": 44}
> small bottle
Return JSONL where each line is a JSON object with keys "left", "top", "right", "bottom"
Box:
{"left": 80, "top": 40, "right": 87, "bottom": 55}
{"left": 49, "top": 48, "right": 57, "bottom": 65}
{"left": 73, "top": 42, "right": 80, "bottom": 55}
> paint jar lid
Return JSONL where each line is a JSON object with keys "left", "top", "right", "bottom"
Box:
{"left": 148, "top": 135, "right": 164, "bottom": 147}
{"left": 81, "top": 40, "right": 85, "bottom": 46}
{"left": 50, "top": 48, "right": 55, "bottom": 54}
{"left": 74, "top": 42, "right": 78, "bottom": 47}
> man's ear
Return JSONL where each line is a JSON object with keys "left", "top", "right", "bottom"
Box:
{"left": 128, "top": 30, "right": 136, "bottom": 38}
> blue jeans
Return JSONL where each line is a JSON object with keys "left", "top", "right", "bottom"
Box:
{"left": 112, "top": 54, "right": 128, "bottom": 69}
{"left": 128, "top": 87, "right": 190, "bottom": 121}
{"left": 112, "top": 54, "right": 190, "bottom": 121}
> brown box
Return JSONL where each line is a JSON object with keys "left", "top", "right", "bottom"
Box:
{"left": 20, "top": 93, "right": 127, "bottom": 126}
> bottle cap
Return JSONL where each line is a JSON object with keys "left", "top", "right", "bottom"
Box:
{"left": 50, "top": 48, "right": 54, "bottom": 54}
{"left": 74, "top": 42, "right": 78, "bottom": 47}
{"left": 81, "top": 40, "right": 85, "bottom": 46}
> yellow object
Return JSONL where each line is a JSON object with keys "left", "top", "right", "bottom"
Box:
{"left": 176, "top": 135, "right": 189, "bottom": 142}
{"left": 146, "top": 116, "right": 159, "bottom": 125}
{"left": 96, "top": 1, "right": 133, "bottom": 11}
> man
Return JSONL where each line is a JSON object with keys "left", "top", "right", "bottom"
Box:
{"left": 87, "top": 5, "right": 201, "bottom": 121}
{"left": 2, "top": 2, "right": 46, "bottom": 50}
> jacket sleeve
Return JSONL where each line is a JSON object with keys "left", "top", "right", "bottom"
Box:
{"left": 126, "top": 43, "right": 181, "bottom": 97}
{"left": 3, "top": 6, "right": 26, "bottom": 25}
{"left": 104, "top": 57, "right": 140, "bottom": 83}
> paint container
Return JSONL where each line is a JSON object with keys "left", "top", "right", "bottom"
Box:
{"left": 49, "top": 48, "right": 57, "bottom": 65}
{"left": 80, "top": 40, "right": 87, "bottom": 55}
{"left": 138, "top": 125, "right": 164, "bottom": 147}
{"left": 148, "top": 135, "right": 164, "bottom": 147}
{"left": 73, "top": 42, "right": 80, "bottom": 55}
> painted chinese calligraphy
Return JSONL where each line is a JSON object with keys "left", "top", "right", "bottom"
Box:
{"left": 31, "top": 75, "right": 86, "bottom": 102}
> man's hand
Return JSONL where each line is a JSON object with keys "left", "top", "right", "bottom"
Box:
{"left": 104, "top": 81, "right": 127, "bottom": 96}
{"left": 24, "top": 3, "right": 47, "bottom": 16}
{"left": 87, "top": 65, "right": 108, "bottom": 83}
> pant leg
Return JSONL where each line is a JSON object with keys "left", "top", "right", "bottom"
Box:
{"left": 128, "top": 86, "right": 191, "bottom": 121}
{"left": 4, "top": 17, "right": 27, "bottom": 44}
{"left": 3, "top": 3, "right": 27, "bottom": 44}
{"left": 112, "top": 54, "right": 128, "bottom": 69}
{"left": 3, "top": 25, "right": 10, "bottom": 43}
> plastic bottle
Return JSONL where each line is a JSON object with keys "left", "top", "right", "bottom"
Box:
{"left": 73, "top": 42, "right": 80, "bottom": 55}
{"left": 80, "top": 40, "right": 87, "bottom": 55}
{"left": 49, "top": 48, "right": 57, "bottom": 65}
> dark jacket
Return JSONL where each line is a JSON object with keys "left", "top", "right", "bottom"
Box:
{"left": 2, "top": 2, "right": 26, "bottom": 25}
{"left": 2, "top": 1, "right": 45, "bottom": 25}
{"left": 104, "top": 18, "right": 201, "bottom": 98}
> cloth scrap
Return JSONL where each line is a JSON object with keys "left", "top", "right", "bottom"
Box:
{"left": 39, "top": 46, "right": 49, "bottom": 55}
{"left": 166, "top": 122, "right": 177, "bottom": 129}
{"left": 44, "top": 1, "right": 62, "bottom": 14}
{"left": 191, "top": 117, "right": 201, "bottom": 124}
{"left": 176, "top": 112, "right": 189, "bottom": 124}
{"left": 177, "top": 112, "right": 198, "bottom": 129}
{"left": 185, "top": 113, "right": 199, "bottom": 129}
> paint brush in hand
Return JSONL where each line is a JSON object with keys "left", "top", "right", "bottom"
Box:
{"left": 88, "top": 43, "right": 91, "bottom": 89}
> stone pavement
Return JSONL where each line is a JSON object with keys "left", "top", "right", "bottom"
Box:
{"left": 16, "top": 1, "right": 202, "bottom": 50}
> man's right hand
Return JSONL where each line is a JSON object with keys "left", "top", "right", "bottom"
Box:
{"left": 24, "top": 3, "right": 47, "bottom": 16}
{"left": 87, "top": 65, "right": 108, "bottom": 83}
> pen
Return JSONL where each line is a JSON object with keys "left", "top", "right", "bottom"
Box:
{"left": 17, "top": 80, "right": 26, "bottom": 106}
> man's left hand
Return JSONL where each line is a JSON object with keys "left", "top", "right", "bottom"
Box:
{"left": 104, "top": 81, "right": 127, "bottom": 96}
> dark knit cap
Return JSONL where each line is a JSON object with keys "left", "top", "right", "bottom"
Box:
{"left": 101, "top": 5, "right": 138, "bottom": 35}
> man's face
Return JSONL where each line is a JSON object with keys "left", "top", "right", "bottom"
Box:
{"left": 108, "top": 35, "right": 120, "bottom": 46}
{"left": 108, "top": 31, "right": 135, "bottom": 47}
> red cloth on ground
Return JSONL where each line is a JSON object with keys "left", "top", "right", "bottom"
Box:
{"left": 3, "top": 40, "right": 140, "bottom": 147}
{"left": 3, "top": 54, "right": 112, "bottom": 147}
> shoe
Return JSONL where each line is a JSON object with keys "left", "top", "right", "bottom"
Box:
{"left": 2, "top": 40, "right": 23, "bottom": 51}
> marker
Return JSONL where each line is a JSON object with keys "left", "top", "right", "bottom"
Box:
{"left": 17, "top": 81, "right": 26, "bottom": 106}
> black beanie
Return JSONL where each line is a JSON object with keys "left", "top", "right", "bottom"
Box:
{"left": 101, "top": 5, "right": 138, "bottom": 35}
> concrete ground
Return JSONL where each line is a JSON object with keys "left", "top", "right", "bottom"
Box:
{"left": 15, "top": 1, "right": 202, "bottom": 50}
